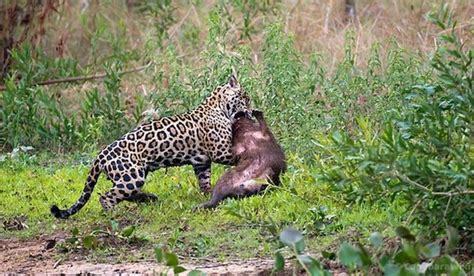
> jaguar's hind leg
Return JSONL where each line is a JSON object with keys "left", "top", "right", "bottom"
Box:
{"left": 100, "top": 166, "right": 151, "bottom": 210}
{"left": 124, "top": 192, "right": 158, "bottom": 203}
{"left": 192, "top": 161, "right": 212, "bottom": 194}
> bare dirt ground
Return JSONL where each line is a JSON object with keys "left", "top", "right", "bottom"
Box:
{"left": 0, "top": 236, "right": 287, "bottom": 275}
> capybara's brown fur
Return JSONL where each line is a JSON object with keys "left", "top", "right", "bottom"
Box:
{"left": 196, "top": 110, "right": 286, "bottom": 209}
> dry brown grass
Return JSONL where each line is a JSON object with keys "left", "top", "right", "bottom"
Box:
{"left": 286, "top": 0, "right": 473, "bottom": 70}
{"left": 8, "top": 0, "right": 465, "bottom": 115}
{"left": 5, "top": 0, "right": 471, "bottom": 88}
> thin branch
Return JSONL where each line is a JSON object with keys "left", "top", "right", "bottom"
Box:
{"left": 323, "top": 0, "right": 332, "bottom": 34}
{"left": 406, "top": 199, "right": 422, "bottom": 223}
{"left": 0, "top": 62, "right": 153, "bottom": 91}
{"left": 393, "top": 171, "right": 474, "bottom": 197}
{"left": 444, "top": 195, "right": 452, "bottom": 218}
{"left": 168, "top": 7, "right": 193, "bottom": 40}
{"left": 285, "top": 0, "right": 300, "bottom": 33}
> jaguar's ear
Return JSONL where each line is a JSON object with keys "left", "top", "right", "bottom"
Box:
{"left": 228, "top": 73, "right": 239, "bottom": 89}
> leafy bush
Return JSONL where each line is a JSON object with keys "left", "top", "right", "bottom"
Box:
{"left": 275, "top": 227, "right": 469, "bottom": 275}
{"left": 315, "top": 6, "right": 473, "bottom": 245}
{"left": 139, "top": 0, "right": 176, "bottom": 49}
{"left": 0, "top": 45, "right": 79, "bottom": 149}
{"left": 276, "top": 228, "right": 331, "bottom": 275}
{"left": 1, "top": 11, "right": 427, "bottom": 155}
{"left": 0, "top": 48, "right": 134, "bottom": 150}
{"left": 78, "top": 61, "right": 133, "bottom": 147}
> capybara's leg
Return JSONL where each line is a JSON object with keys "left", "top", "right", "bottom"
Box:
{"left": 193, "top": 182, "right": 228, "bottom": 210}
{"left": 194, "top": 179, "right": 268, "bottom": 211}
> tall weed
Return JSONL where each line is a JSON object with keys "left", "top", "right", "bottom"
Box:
{"left": 0, "top": 45, "right": 80, "bottom": 150}
{"left": 314, "top": 6, "right": 473, "bottom": 246}
{"left": 78, "top": 61, "right": 132, "bottom": 148}
{"left": 1, "top": 19, "right": 430, "bottom": 156}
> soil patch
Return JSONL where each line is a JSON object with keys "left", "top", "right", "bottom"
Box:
{"left": 0, "top": 236, "right": 287, "bottom": 275}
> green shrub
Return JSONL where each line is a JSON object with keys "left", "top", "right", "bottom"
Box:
{"left": 275, "top": 227, "right": 469, "bottom": 275}
{"left": 315, "top": 6, "right": 473, "bottom": 245}
{"left": 1, "top": 15, "right": 427, "bottom": 155}
{"left": 0, "top": 45, "right": 80, "bottom": 150}
{"left": 78, "top": 61, "right": 132, "bottom": 147}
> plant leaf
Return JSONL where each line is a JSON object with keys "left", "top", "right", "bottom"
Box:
{"left": 111, "top": 220, "right": 119, "bottom": 233}
{"left": 369, "top": 232, "right": 383, "bottom": 248}
{"left": 394, "top": 243, "right": 419, "bottom": 264}
{"left": 274, "top": 251, "right": 285, "bottom": 272}
{"left": 356, "top": 243, "right": 372, "bottom": 266}
{"left": 400, "top": 266, "right": 419, "bottom": 276}
{"left": 421, "top": 242, "right": 441, "bottom": 259}
{"left": 379, "top": 254, "right": 390, "bottom": 268}
{"left": 295, "top": 239, "right": 305, "bottom": 254}
{"left": 383, "top": 263, "right": 401, "bottom": 276}
{"left": 173, "top": 265, "right": 186, "bottom": 274}
{"left": 82, "top": 235, "right": 98, "bottom": 249}
{"left": 297, "top": 254, "right": 327, "bottom": 276}
{"left": 279, "top": 228, "right": 305, "bottom": 253}
{"left": 165, "top": 252, "right": 179, "bottom": 266}
{"left": 121, "top": 225, "right": 136, "bottom": 238}
{"left": 187, "top": 270, "right": 205, "bottom": 276}
{"left": 425, "top": 255, "right": 466, "bottom": 276}
{"left": 446, "top": 226, "right": 460, "bottom": 253}
{"left": 321, "top": 250, "right": 336, "bottom": 260}
{"left": 154, "top": 247, "right": 163, "bottom": 263}
{"left": 395, "top": 226, "right": 415, "bottom": 241}
{"left": 338, "top": 242, "right": 363, "bottom": 269}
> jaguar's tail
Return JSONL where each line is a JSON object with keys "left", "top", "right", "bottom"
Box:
{"left": 50, "top": 159, "right": 101, "bottom": 219}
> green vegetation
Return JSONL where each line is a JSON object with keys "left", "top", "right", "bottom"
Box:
{"left": 276, "top": 226, "right": 468, "bottom": 275}
{"left": 0, "top": 153, "right": 404, "bottom": 258}
{"left": 0, "top": 0, "right": 472, "bottom": 274}
{"left": 315, "top": 6, "right": 473, "bottom": 244}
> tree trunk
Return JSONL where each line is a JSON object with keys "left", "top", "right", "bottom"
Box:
{"left": 344, "top": 0, "right": 356, "bottom": 23}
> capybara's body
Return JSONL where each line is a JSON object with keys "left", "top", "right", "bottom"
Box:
{"left": 197, "top": 110, "right": 286, "bottom": 209}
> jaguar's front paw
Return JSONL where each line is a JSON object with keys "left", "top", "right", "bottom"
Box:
{"left": 200, "top": 185, "right": 213, "bottom": 195}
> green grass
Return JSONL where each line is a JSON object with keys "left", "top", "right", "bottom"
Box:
{"left": 0, "top": 153, "right": 405, "bottom": 261}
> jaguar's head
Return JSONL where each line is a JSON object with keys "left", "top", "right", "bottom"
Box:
{"left": 217, "top": 74, "right": 251, "bottom": 120}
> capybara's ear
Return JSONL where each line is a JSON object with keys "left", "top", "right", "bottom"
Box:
{"left": 252, "top": 110, "right": 264, "bottom": 120}
{"left": 233, "top": 111, "right": 247, "bottom": 119}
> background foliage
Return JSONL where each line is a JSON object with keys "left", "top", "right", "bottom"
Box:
{"left": 0, "top": 0, "right": 472, "bottom": 273}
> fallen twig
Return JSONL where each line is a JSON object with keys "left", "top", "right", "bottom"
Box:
{"left": 53, "top": 257, "right": 63, "bottom": 269}
{"left": 0, "top": 62, "right": 153, "bottom": 91}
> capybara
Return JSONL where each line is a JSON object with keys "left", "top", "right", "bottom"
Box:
{"left": 195, "top": 110, "right": 286, "bottom": 209}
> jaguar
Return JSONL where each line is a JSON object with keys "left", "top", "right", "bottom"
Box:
{"left": 51, "top": 74, "right": 251, "bottom": 219}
